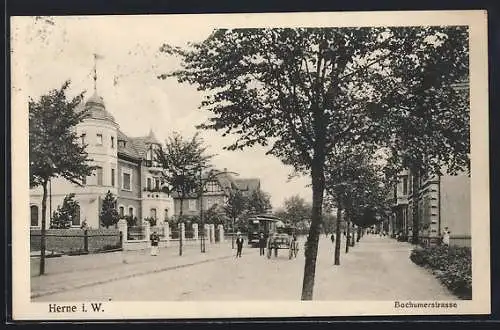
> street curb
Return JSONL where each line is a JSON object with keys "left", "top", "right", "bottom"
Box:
{"left": 31, "top": 253, "right": 235, "bottom": 299}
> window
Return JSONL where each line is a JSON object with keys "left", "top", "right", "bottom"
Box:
{"left": 96, "top": 134, "right": 103, "bottom": 145}
{"left": 111, "top": 169, "right": 115, "bottom": 187}
{"left": 188, "top": 199, "right": 197, "bottom": 211}
{"left": 119, "top": 206, "right": 124, "bottom": 218}
{"left": 146, "top": 147, "right": 153, "bottom": 161}
{"left": 129, "top": 207, "right": 134, "bottom": 217}
{"left": 111, "top": 136, "right": 115, "bottom": 149}
{"left": 150, "top": 208, "right": 157, "bottom": 219}
{"left": 206, "top": 180, "right": 221, "bottom": 192}
{"left": 155, "top": 178, "right": 160, "bottom": 190}
{"left": 30, "top": 205, "right": 39, "bottom": 227}
{"left": 164, "top": 209, "right": 169, "bottom": 221}
{"left": 72, "top": 205, "right": 81, "bottom": 226}
{"left": 82, "top": 176, "right": 87, "bottom": 185}
{"left": 147, "top": 178, "right": 152, "bottom": 190}
{"left": 122, "top": 172, "right": 131, "bottom": 191}
{"left": 80, "top": 133, "right": 86, "bottom": 145}
{"left": 118, "top": 140, "right": 126, "bottom": 148}
{"left": 402, "top": 177, "right": 408, "bottom": 195}
{"left": 95, "top": 166, "right": 103, "bottom": 185}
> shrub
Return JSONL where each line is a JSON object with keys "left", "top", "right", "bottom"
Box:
{"left": 410, "top": 245, "right": 472, "bottom": 299}
{"left": 50, "top": 193, "right": 80, "bottom": 229}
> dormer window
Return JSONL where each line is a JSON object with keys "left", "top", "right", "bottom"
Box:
{"left": 118, "top": 140, "right": 126, "bottom": 148}
{"left": 146, "top": 146, "right": 153, "bottom": 161}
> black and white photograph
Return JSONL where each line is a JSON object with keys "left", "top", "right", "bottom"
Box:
{"left": 10, "top": 10, "right": 490, "bottom": 319}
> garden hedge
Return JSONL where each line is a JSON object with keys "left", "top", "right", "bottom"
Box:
{"left": 410, "top": 245, "right": 472, "bottom": 299}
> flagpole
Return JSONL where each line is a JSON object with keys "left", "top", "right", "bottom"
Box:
{"left": 93, "top": 53, "right": 97, "bottom": 92}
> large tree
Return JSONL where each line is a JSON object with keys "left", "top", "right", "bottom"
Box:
{"left": 378, "top": 27, "right": 470, "bottom": 244}
{"left": 160, "top": 27, "right": 468, "bottom": 300}
{"left": 157, "top": 132, "right": 212, "bottom": 256}
{"left": 29, "top": 81, "right": 95, "bottom": 275}
{"left": 283, "top": 195, "right": 312, "bottom": 228}
{"left": 246, "top": 189, "right": 272, "bottom": 215}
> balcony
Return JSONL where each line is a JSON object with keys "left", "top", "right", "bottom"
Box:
{"left": 143, "top": 186, "right": 171, "bottom": 198}
{"left": 143, "top": 160, "right": 164, "bottom": 173}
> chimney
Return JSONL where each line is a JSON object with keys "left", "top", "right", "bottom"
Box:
{"left": 223, "top": 168, "right": 227, "bottom": 173}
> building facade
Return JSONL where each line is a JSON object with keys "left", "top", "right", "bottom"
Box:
{"left": 29, "top": 91, "right": 174, "bottom": 229}
{"left": 172, "top": 169, "right": 261, "bottom": 219}
{"left": 388, "top": 169, "right": 471, "bottom": 247}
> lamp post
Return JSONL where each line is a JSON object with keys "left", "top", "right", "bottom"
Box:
{"left": 199, "top": 168, "right": 239, "bottom": 253}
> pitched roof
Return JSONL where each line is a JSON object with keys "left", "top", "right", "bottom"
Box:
{"left": 234, "top": 178, "right": 260, "bottom": 192}
{"left": 117, "top": 129, "right": 141, "bottom": 159}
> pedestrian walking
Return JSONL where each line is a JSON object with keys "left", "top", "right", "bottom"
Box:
{"left": 330, "top": 233, "right": 335, "bottom": 244}
{"left": 236, "top": 232, "right": 244, "bottom": 258}
{"left": 150, "top": 230, "right": 160, "bottom": 256}
{"left": 258, "top": 232, "right": 266, "bottom": 256}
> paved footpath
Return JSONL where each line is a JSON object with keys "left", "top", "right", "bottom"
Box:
{"left": 313, "top": 234, "right": 456, "bottom": 300}
{"left": 31, "top": 241, "right": 236, "bottom": 299}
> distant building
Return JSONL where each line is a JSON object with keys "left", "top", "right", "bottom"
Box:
{"left": 29, "top": 91, "right": 174, "bottom": 229}
{"left": 171, "top": 169, "right": 261, "bottom": 219}
{"left": 388, "top": 169, "right": 471, "bottom": 247}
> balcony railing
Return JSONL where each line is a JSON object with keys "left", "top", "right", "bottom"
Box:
{"left": 143, "top": 187, "right": 171, "bottom": 195}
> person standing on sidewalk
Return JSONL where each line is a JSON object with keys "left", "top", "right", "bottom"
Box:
{"left": 150, "top": 230, "right": 160, "bottom": 256}
{"left": 258, "top": 232, "right": 266, "bottom": 256}
{"left": 236, "top": 232, "right": 244, "bottom": 258}
{"left": 442, "top": 227, "right": 451, "bottom": 246}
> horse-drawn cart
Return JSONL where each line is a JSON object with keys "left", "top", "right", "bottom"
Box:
{"left": 267, "top": 233, "right": 299, "bottom": 259}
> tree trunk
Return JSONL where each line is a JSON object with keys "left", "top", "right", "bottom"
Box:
{"left": 300, "top": 159, "right": 325, "bottom": 301}
{"left": 411, "top": 166, "right": 420, "bottom": 245}
{"left": 345, "top": 216, "right": 350, "bottom": 253}
{"left": 179, "top": 198, "right": 183, "bottom": 256}
{"left": 232, "top": 217, "right": 235, "bottom": 249}
{"left": 334, "top": 197, "right": 342, "bottom": 265}
{"left": 39, "top": 180, "right": 48, "bottom": 275}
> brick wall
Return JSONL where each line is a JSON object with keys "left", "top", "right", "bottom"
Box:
{"left": 30, "top": 228, "right": 121, "bottom": 253}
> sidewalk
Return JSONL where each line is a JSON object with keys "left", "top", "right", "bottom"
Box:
{"left": 31, "top": 241, "right": 236, "bottom": 299}
{"left": 314, "top": 234, "right": 457, "bottom": 300}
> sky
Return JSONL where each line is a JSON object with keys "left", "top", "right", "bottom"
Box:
{"left": 12, "top": 15, "right": 312, "bottom": 210}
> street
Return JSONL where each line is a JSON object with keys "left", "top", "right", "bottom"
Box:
{"left": 33, "top": 235, "right": 455, "bottom": 301}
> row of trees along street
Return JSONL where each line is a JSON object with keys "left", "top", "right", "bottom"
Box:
{"left": 29, "top": 27, "right": 469, "bottom": 300}
{"left": 160, "top": 27, "right": 469, "bottom": 300}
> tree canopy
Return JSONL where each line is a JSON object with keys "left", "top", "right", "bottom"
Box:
{"left": 29, "top": 80, "right": 95, "bottom": 188}
{"left": 160, "top": 26, "right": 470, "bottom": 300}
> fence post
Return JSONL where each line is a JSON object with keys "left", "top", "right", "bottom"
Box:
{"left": 193, "top": 223, "right": 199, "bottom": 240}
{"left": 209, "top": 224, "right": 215, "bottom": 243}
{"left": 181, "top": 223, "right": 186, "bottom": 241}
{"left": 218, "top": 225, "right": 224, "bottom": 243}
{"left": 117, "top": 219, "right": 128, "bottom": 248}
{"left": 163, "top": 221, "right": 170, "bottom": 247}
{"left": 84, "top": 229, "right": 89, "bottom": 253}
{"left": 144, "top": 220, "right": 151, "bottom": 244}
